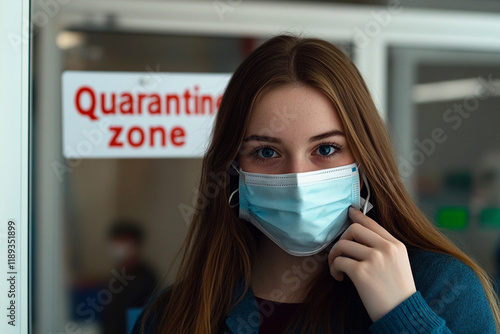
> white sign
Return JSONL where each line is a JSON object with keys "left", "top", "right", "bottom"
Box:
{"left": 62, "top": 71, "right": 231, "bottom": 158}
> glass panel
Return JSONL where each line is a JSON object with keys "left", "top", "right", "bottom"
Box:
{"left": 389, "top": 47, "right": 500, "bottom": 282}
{"left": 35, "top": 30, "right": 351, "bottom": 333}
{"left": 58, "top": 32, "right": 255, "bottom": 334}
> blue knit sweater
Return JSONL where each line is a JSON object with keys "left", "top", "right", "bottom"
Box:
{"left": 132, "top": 249, "right": 497, "bottom": 333}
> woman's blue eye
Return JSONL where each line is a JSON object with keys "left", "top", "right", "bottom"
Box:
{"left": 258, "top": 147, "right": 276, "bottom": 158}
{"left": 317, "top": 145, "right": 336, "bottom": 156}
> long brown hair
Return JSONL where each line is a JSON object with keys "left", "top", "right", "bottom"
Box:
{"left": 141, "top": 35, "right": 500, "bottom": 333}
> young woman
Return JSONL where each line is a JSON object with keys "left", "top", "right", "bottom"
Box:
{"left": 133, "top": 35, "right": 500, "bottom": 333}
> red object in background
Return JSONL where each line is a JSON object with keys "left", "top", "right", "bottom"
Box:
{"left": 241, "top": 38, "right": 258, "bottom": 58}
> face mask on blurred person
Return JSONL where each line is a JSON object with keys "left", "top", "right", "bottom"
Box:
{"left": 109, "top": 242, "right": 132, "bottom": 264}
{"left": 230, "top": 162, "right": 371, "bottom": 256}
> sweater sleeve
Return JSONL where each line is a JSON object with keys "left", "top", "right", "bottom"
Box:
{"left": 369, "top": 250, "right": 497, "bottom": 334}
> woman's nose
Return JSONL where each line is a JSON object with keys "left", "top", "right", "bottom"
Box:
{"left": 285, "top": 157, "right": 318, "bottom": 174}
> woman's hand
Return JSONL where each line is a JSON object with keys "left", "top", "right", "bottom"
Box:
{"left": 328, "top": 207, "right": 417, "bottom": 322}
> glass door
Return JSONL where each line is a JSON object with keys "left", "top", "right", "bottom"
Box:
{"left": 389, "top": 47, "right": 500, "bottom": 280}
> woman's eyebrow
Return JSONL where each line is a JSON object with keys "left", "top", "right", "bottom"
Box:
{"left": 243, "top": 135, "right": 281, "bottom": 143}
{"left": 309, "top": 130, "right": 345, "bottom": 143}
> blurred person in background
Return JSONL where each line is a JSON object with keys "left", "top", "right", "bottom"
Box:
{"left": 103, "top": 219, "right": 157, "bottom": 334}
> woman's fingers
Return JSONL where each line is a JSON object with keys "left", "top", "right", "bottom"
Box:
{"left": 329, "top": 255, "right": 357, "bottom": 281}
{"left": 328, "top": 239, "right": 371, "bottom": 279}
{"left": 327, "top": 225, "right": 381, "bottom": 266}
{"left": 328, "top": 207, "right": 417, "bottom": 321}
{"left": 348, "top": 206, "right": 395, "bottom": 242}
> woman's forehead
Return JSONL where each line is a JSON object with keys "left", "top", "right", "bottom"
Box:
{"left": 246, "top": 84, "right": 345, "bottom": 140}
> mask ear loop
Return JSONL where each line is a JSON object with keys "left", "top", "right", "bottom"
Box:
{"left": 361, "top": 172, "right": 370, "bottom": 215}
{"left": 228, "top": 189, "right": 239, "bottom": 208}
{"left": 228, "top": 162, "right": 240, "bottom": 208}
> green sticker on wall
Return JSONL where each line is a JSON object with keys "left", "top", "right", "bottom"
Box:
{"left": 435, "top": 207, "right": 468, "bottom": 230}
{"left": 479, "top": 208, "right": 500, "bottom": 228}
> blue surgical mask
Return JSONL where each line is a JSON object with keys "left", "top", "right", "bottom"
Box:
{"left": 230, "top": 163, "right": 371, "bottom": 256}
